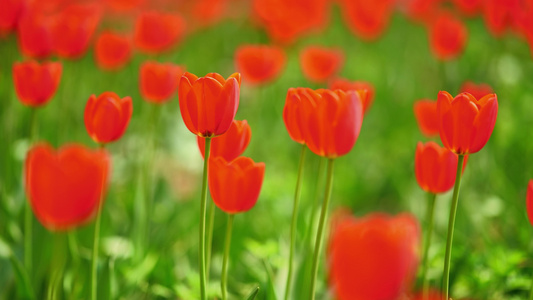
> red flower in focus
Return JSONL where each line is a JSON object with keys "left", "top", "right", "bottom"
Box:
{"left": 25, "top": 143, "right": 109, "bottom": 231}
{"left": 329, "top": 78, "right": 375, "bottom": 115}
{"left": 328, "top": 213, "right": 420, "bottom": 300}
{"left": 94, "top": 31, "right": 132, "bottom": 70}
{"left": 140, "top": 61, "right": 184, "bottom": 103}
{"left": 17, "top": 9, "right": 54, "bottom": 58}
{"left": 413, "top": 99, "right": 439, "bottom": 137}
{"left": 84, "top": 92, "right": 132, "bottom": 144}
{"left": 283, "top": 88, "right": 306, "bottom": 145}
{"left": 527, "top": 180, "right": 533, "bottom": 226}
{"left": 0, "top": 0, "right": 26, "bottom": 36}
{"left": 437, "top": 91, "right": 498, "bottom": 155}
{"left": 13, "top": 61, "right": 62, "bottom": 107}
{"left": 300, "top": 46, "right": 344, "bottom": 83}
{"left": 339, "top": 0, "right": 395, "bottom": 40}
{"left": 415, "top": 141, "right": 464, "bottom": 194}
{"left": 198, "top": 120, "right": 251, "bottom": 162}
{"left": 459, "top": 81, "right": 494, "bottom": 100}
{"left": 179, "top": 72, "right": 241, "bottom": 138}
{"left": 429, "top": 11, "right": 468, "bottom": 60}
{"left": 208, "top": 156, "right": 265, "bottom": 214}
{"left": 451, "top": 0, "right": 483, "bottom": 16}
{"left": 235, "top": 45, "right": 286, "bottom": 85}
{"left": 134, "top": 11, "right": 186, "bottom": 54}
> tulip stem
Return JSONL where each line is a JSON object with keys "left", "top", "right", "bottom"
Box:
{"left": 284, "top": 144, "right": 307, "bottom": 300}
{"left": 91, "top": 144, "right": 106, "bottom": 300}
{"left": 206, "top": 200, "right": 216, "bottom": 281}
{"left": 199, "top": 137, "right": 211, "bottom": 300}
{"left": 421, "top": 192, "right": 437, "bottom": 299}
{"left": 310, "top": 158, "right": 335, "bottom": 300}
{"left": 442, "top": 154, "right": 465, "bottom": 300}
{"left": 24, "top": 108, "right": 38, "bottom": 277}
{"left": 530, "top": 273, "right": 533, "bottom": 300}
{"left": 221, "top": 213, "right": 234, "bottom": 300}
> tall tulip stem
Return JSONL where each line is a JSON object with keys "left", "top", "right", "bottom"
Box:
{"left": 221, "top": 213, "right": 234, "bottom": 300}
{"left": 530, "top": 273, "right": 533, "bottom": 300}
{"left": 284, "top": 144, "right": 307, "bottom": 300}
{"left": 310, "top": 158, "right": 335, "bottom": 299}
{"left": 421, "top": 192, "right": 437, "bottom": 299}
{"left": 206, "top": 200, "right": 216, "bottom": 281}
{"left": 91, "top": 144, "right": 106, "bottom": 300}
{"left": 24, "top": 108, "right": 38, "bottom": 275}
{"left": 199, "top": 137, "right": 211, "bottom": 300}
{"left": 442, "top": 154, "right": 465, "bottom": 300}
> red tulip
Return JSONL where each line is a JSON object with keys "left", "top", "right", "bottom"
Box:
{"left": 437, "top": 91, "right": 498, "bottom": 155}
{"left": 328, "top": 212, "right": 420, "bottom": 300}
{"left": 413, "top": 99, "right": 439, "bottom": 137}
{"left": 17, "top": 9, "right": 54, "bottom": 58}
{"left": 84, "top": 92, "right": 132, "bottom": 144}
{"left": 283, "top": 88, "right": 307, "bottom": 145}
{"left": 300, "top": 46, "right": 344, "bottom": 83}
{"left": 329, "top": 78, "right": 375, "bottom": 115}
{"left": 459, "top": 81, "right": 494, "bottom": 100}
{"left": 94, "top": 31, "right": 132, "bottom": 71}
{"left": 483, "top": 0, "right": 520, "bottom": 37}
{"left": 178, "top": 72, "right": 241, "bottom": 137}
{"left": 25, "top": 143, "right": 110, "bottom": 231}
{"left": 398, "top": 0, "right": 443, "bottom": 23}
{"left": 0, "top": 0, "right": 26, "bottom": 36}
{"left": 197, "top": 120, "right": 251, "bottom": 162}
{"left": 140, "top": 61, "right": 184, "bottom": 104}
{"left": 191, "top": 0, "right": 228, "bottom": 26}
{"left": 104, "top": 0, "right": 145, "bottom": 13}
{"left": 339, "top": 0, "right": 396, "bottom": 40}
{"left": 429, "top": 11, "right": 468, "bottom": 60}
{"left": 451, "top": 0, "right": 483, "bottom": 16}
{"left": 235, "top": 45, "right": 286, "bottom": 85}
{"left": 13, "top": 61, "right": 62, "bottom": 107}
{"left": 527, "top": 180, "right": 533, "bottom": 227}
{"left": 415, "top": 141, "right": 464, "bottom": 194}
{"left": 134, "top": 10, "right": 186, "bottom": 54}
{"left": 208, "top": 156, "right": 265, "bottom": 214}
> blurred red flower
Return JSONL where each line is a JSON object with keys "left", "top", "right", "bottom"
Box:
{"left": 339, "top": 0, "right": 395, "bottom": 40}
{"left": 398, "top": 0, "right": 443, "bottom": 24}
{"left": 0, "top": 0, "right": 27, "bottom": 36}
{"left": 13, "top": 60, "right": 62, "bottom": 107}
{"left": 527, "top": 180, "right": 533, "bottom": 226}
{"left": 94, "top": 31, "right": 132, "bottom": 71}
{"left": 459, "top": 81, "right": 494, "bottom": 100}
{"left": 235, "top": 44, "right": 286, "bottom": 85}
{"left": 437, "top": 91, "right": 498, "bottom": 155}
{"left": 84, "top": 92, "right": 132, "bottom": 144}
{"left": 413, "top": 99, "right": 439, "bottom": 137}
{"left": 328, "top": 212, "right": 420, "bottom": 300}
{"left": 134, "top": 10, "right": 186, "bottom": 54}
{"left": 300, "top": 46, "right": 344, "bottom": 83}
{"left": 179, "top": 72, "right": 241, "bottom": 137}
{"left": 104, "top": 0, "right": 145, "bottom": 13}
{"left": 140, "top": 61, "right": 184, "bottom": 103}
{"left": 451, "top": 0, "right": 483, "bottom": 16}
{"left": 208, "top": 156, "right": 265, "bottom": 214}
{"left": 429, "top": 11, "right": 468, "bottom": 60}
{"left": 17, "top": 9, "right": 54, "bottom": 58}
{"left": 329, "top": 78, "right": 375, "bottom": 115}
{"left": 483, "top": 0, "right": 520, "bottom": 37}
{"left": 191, "top": 0, "right": 228, "bottom": 26}
{"left": 197, "top": 120, "right": 251, "bottom": 162}
{"left": 25, "top": 143, "right": 109, "bottom": 231}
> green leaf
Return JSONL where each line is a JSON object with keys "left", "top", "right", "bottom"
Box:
{"left": 245, "top": 286, "right": 259, "bottom": 300}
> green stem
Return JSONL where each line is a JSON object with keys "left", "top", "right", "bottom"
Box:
{"left": 442, "top": 154, "right": 465, "bottom": 300}
{"left": 199, "top": 137, "right": 211, "bottom": 300}
{"left": 529, "top": 271, "right": 533, "bottom": 300}
{"left": 221, "top": 214, "right": 234, "bottom": 300}
{"left": 284, "top": 144, "right": 307, "bottom": 300}
{"left": 24, "top": 108, "right": 38, "bottom": 276}
{"left": 206, "top": 200, "right": 216, "bottom": 281}
{"left": 421, "top": 192, "right": 437, "bottom": 299}
{"left": 310, "top": 158, "right": 335, "bottom": 300}
{"left": 91, "top": 144, "right": 107, "bottom": 300}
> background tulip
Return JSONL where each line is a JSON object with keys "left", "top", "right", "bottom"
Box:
{"left": 527, "top": 180, "right": 533, "bottom": 227}
{"left": 13, "top": 61, "right": 62, "bottom": 107}
{"left": 413, "top": 99, "right": 439, "bottom": 137}
{"left": 140, "top": 61, "right": 184, "bottom": 103}
{"left": 84, "top": 92, "right": 132, "bottom": 144}
{"left": 459, "top": 81, "right": 494, "bottom": 100}
{"left": 134, "top": 11, "right": 186, "bottom": 54}
{"left": 17, "top": 9, "right": 54, "bottom": 59}
{"left": 429, "top": 11, "right": 468, "bottom": 60}
{"left": 197, "top": 120, "right": 251, "bottom": 162}
{"left": 94, "top": 31, "right": 132, "bottom": 71}
{"left": 235, "top": 45, "right": 286, "bottom": 84}
{"left": 339, "top": 0, "right": 395, "bottom": 40}
{"left": 299, "top": 46, "right": 344, "bottom": 83}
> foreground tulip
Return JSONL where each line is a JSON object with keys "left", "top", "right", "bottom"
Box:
{"left": 197, "top": 120, "right": 251, "bottom": 162}
{"left": 328, "top": 212, "right": 420, "bottom": 300}
{"left": 235, "top": 45, "right": 286, "bottom": 84}
{"left": 329, "top": 78, "right": 375, "bottom": 115}
{"left": 527, "top": 180, "right": 533, "bottom": 227}
{"left": 283, "top": 89, "right": 306, "bottom": 145}
{"left": 84, "top": 92, "right": 133, "bottom": 144}
{"left": 459, "top": 81, "right": 493, "bottom": 100}
{"left": 94, "top": 31, "right": 132, "bottom": 70}
{"left": 414, "top": 99, "right": 439, "bottom": 137}
{"left": 140, "top": 62, "right": 184, "bottom": 104}
{"left": 300, "top": 46, "right": 344, "bottom": 83}
{"left": 429, "top": 12, "right": 468, "bottom": 60}
{"left": 13, "top": 61, "right": 62, "bottom": 107}
{"left": 134, "top": 11, "right": 186, "bottom": 54}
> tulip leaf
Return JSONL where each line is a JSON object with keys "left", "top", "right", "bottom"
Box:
{"left": 245, "top": 286, "right": 260, "bottom": 300}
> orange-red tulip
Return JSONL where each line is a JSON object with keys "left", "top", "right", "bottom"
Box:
{"left": 328, "top": 213, "right": 420, "bottom": 300}
{"left": 94, "top": 31, "right": 132, "bottom": 71}
{"left": 451, "top": 0, "right": 483, "bottom": 16}
{"left": 429, "top": 12, "right": 468, "bottom": 60}
{"left": 197, "top": 120, "right": 251, "bottom": 162}
{"left": 104, "top": 0, "right": 145, "bottom": 13}
{"left": 13, "top": 61, "right": 62, "bottom": 107}
{"left": 208, "top": 156, "right": 265, "bottom": 214}
{"left": 437, "top": 91, "right": 498, "bottom": 155}
{"left": 339, "top": 0, "right": 395, "bottom": 40}
{"left": 459, "top": 81, "right": 494, "bottom": 100}
{"left": 235, "top": 45, "right": 286, "bottom": 85}
{"left": 300, "top": 46, "right": 344, "bottom": 83}
{"left": 178, "top": 72, "right": 241, "bottom": 138}
{"left": 483, "top": 0, "right": 519, "bottom": 37}
{"left": 0, "top": 0, "right": 26, "bottom": 36}
{"left": 25, "top": 143, "right": 109, "bottom": 231}
{"left": 139, "top": 61, "right": 184, "bottom": 104}
{"left": 415, "top": 141, "right": 463, "bottom": 194}
{"left": 17, "top": 9, "right": 54, "bottom": 58}
{"left": 413, "top": 99, "right": 439, "bottom": 137}
{"left": 398, "top": 0, "right": 442, "bottom": 23}
{"left": 329, "top": 78, "right": 375, "bottom": 115}
{"left": 134, "top": 10, "right": 186, "bottom": 54}
{"left": 84, "top": 92, "right": 132, "bottom": 144}
{"left": 527, "top": 180, "right": 533, "bottom": 226}
{"left": 191, "top": 0, "right": 228, "bottom": 26}
{"left": 283, "top": 89, "right": 306, "bottom": 145}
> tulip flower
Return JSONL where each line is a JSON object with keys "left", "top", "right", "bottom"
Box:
{"left": 283, "top": 89, "right": 306, "bottom": 145}
{"left": 527, "top": 180, "right": 533, "bottom": 227}
{"left": 459, "top": 81, "right": 494, "bottom": 100}
{"left": 429, "top": 11, "right": 468, "bottom": 60}
{"left": 399, "top": 0, "right": 442, "bottom": 24}
{"left": 17, "top": 9, "right": 54, "bottom": 59}
{"left": 235, "top": 45, "right": 286, "bottom": 85}
{"left": 134, "top": 11, "right": 186, "bottom": 54}
{"left": 328, "top": 212, "right": 420, "bottom": 300}
{"left": 0, "top": 0, "right": 26, "bottom": 36}
{"left": 415, "top": 142, "right": 462, "bottom": 194}
{"left": 13, "top": 61, "right": 62, "bottom": 107}
{"left": 105, "top": 0, "right": 145, "bottom": 13}
{"left": 413, "top": 99, "right": 439, "bottom": 137}
{"left": 483, "top": 0, "right": 518, "bottom": 37}
{"left": 197, "top": 120, "right": 251, "bottom": 162}
{"left": 84, "top": 92, "right": 133, "bottom": 144}
{"left": 191, "top": 0, "right": 228, "bottom": 26}
{"left": 329, "top": 78, "right": 375, "bottom": 115}
{"left": 25, "top": 143, "right": 109, "bottom": 231}
{"left": 339, "top": 0, "right": 396, "bottom": 40}
{"left": 94, "top": 31, "right": 132, "bottom": 71}
{"left": 451, "top": 0, "right": 483, "bottom": 16}
{"left": 140, "top": 61, "right": 184, "bottom": 104}
{"left": 300, "top": 46, "right": 344, "bottom": 83}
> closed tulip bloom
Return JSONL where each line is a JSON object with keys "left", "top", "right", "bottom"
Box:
{"left": 208, "top": 156, "right": 265, "bottom": 214}
{"left": 84, "top": 92, "right": 132, "bottom": 144}
{"left": 25, "top": 143, "right": 110, "bottom": 231}
{"left": 283, "top": 88, "right": 307, "bottom": 144}
{"left": 451, "top": 0, "right": 483, "bottom": 16}
{"left": 339, "top": 0, "right": 396, "bottom": 40}
{"left": 94, "top": 31, "right": 132, "bottom": 70}
{"left": 415, "top": 141, "right": 462, "bottom": 194}
{"left": 429, "top": 12, "right": 468, "bottom": 60}
{"left": 140, "top": 61, "right": 184, "bottom": 103}
{"left": 459, "top": 81, "right": 494, "bottom": 100}
{"left": 179, "top": 72, "right": 241, "bottom": 137}
{"left": 328, "top": 213, "right": 420, "bottom": 300}
{"left": 197, "top": 120, "right": 251, "bottom": 162}
{"left": 413, "top": 99, "right": 439, "bottom": 137}
{"left": 13, "top": 61, "right": 62, "bottom": 107}
{"left": 437, "top": 91, "right": 498, "bottom": 155}
{"left": 527, "top": 180, "right": 533, "bottom": 227}
{"left": 329, "top": 78, "right": 375, "bottom": 115}
{"left": 483, "top": 0, "right": 518, "bottom": 37}
{"left": 17, "top": 9, "right": 54, "bottom": 59}
{"left": 300, "top": 46, "right": 344, "bottom": 83}
{"left": 0, "top": 0, "right": 26, "bottom": 35}
{"left": 235, "top": 45, "right": 286, "bottom": 84}
{"left": 134, "top": 11, "right": 186, "bottom": 54}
